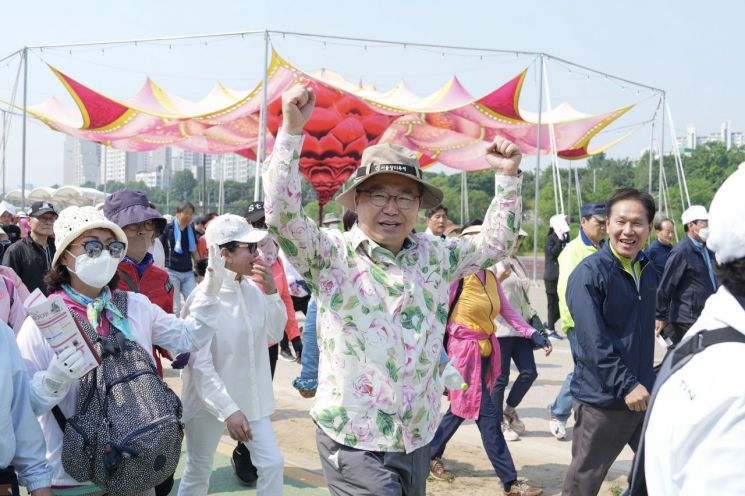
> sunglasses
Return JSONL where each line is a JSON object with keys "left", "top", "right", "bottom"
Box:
{"left": 234, "top": 242, "right": 258, "bottom": 255}
{"left": 70, "top": 240, "right": 127, "bottom": 259}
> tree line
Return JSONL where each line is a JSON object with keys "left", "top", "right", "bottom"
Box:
{"left": 83, "top": 142, "right": 744, "bottom": 252}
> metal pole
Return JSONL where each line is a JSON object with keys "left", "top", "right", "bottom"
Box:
{"left": 254, "top": 30, "right": 270, "bottom": 202}
{"left": 665, "top": 101, "right": 691, "bottom": 207}
{"left": 21, "top": 47, "right": 28, "bottom": 210}
{"left": 648, "top": 119, "right": 655, "bottom": 194}
{"left": 1, "top": 109, "right": 6, "bottom": 197}
{"left": 531, "top": 54, "right": 544, "bottom": 283}
{"left": 567, "top": 161, "right": 572, "bottom": 218}
{"left": 202, "top": 153, "right": 207, "bottom": 215}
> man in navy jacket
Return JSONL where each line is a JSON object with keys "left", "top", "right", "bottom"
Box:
{"left": 655, "top": 205, "right": 718, "bottom": 345}
{"left": 561, "top": 188, "right": 658, "bottom": 496}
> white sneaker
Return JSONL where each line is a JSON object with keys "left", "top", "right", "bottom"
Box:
{"left": 503, "top": 406, "right": 526, "bottom": 434}
{"left": 502, "top": 420, "right": 520, "bottom": 441}
{"left": 547, "top": 405, "right": 566, "bottom": 440}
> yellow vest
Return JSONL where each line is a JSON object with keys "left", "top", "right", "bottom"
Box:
{"left": 450, "top": 270, "right": 501, "bottom": 356}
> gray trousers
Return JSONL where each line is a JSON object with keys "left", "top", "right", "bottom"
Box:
{"left": 562, "top": 402, "right": 644, "bottom": 496}
{"left": 316, "top": 427, "right": 430, "bottom": 496}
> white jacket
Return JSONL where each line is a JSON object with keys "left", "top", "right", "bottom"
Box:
{"left": 645, "top": 286, "right": 745, "bottom": 495}
{"left": 16, "top": 290, "right": 221, "bottom": 487}
{"left": 180, "top": 272, "right": 287, "bottom": 423}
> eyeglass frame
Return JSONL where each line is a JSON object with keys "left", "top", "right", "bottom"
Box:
{"left": 122, "top": 219, "right": 157, "bottom": 234}
{"left": 69, "top": 240, "right": 127, "bottom": 259}
{"left": 356, "top": 189, "right": 421, "bottom": 210}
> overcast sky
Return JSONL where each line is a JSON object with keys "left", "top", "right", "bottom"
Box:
{"left": 0, "top": 0, "right": 742, "bottom": 191}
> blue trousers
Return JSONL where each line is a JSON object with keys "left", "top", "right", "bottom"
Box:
{"left": 430, "top": 357, "right": 517, "bottom": 485}
{"left": 494, "top": 337, "right": 538, "bottom": 410}
{"left": 550, "top": 329, "right": 578, "bottom": 421}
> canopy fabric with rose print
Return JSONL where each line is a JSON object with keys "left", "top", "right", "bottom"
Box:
{"left": 26, "top": 50, "right": 632, "bottom": 205}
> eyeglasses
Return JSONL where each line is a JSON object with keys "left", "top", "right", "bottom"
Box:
{"left": 235, "top": 242, "right": 258, "bottom": 255}
{"left": 123, "top": 219, "right": 156, "bottom": 234}
{"left": 357, "top": 190, "right": 420, "bottom": 210}
{"left": 70, "top": 240, "right": 127, "bottom": 259}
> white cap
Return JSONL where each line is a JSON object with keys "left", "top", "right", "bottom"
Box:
{"left": 52, "top": 206, "right": 128, "bottom": 267}
{"left": 549, "top": 214, "right": 570, "bottom": 237}
{"left": 0, "top": 201, "right": 16, "bottom": 216}
{"left": 681, "top": 205, "right": 709, "bottom": 225}
{"left": 461, "top": 225, "right": 482, "bottom": 236}
{"left": 205, "top": 213, "right": 267, "bottom": 247}
{"left": 707, "top": 163, "right": 745, "bottom": 264}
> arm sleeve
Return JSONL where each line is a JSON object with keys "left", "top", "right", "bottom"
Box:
{"left": 15, "top": 317, "right": 63, "bottom": 416}
{"left": 547, "top": 234, "right": 563, "bottom": 260}
{"left": 272, "top": 258, "right": 300, "bottom": 341}
{"left": 656, "top": 250, "right": 686, "bottom": 320}
{"left": 447, "top": 174, "right": 522, "bottom": 282}
{"left": 142, "top": 289, "right": 220, "bottom": 355}
{"left": 2, "top": 247, "right": 21, "bottom": 279}
{"left": 9, "top": 285, "right": 28, "bottom": 335}
{"left": 262, "top": 131, "right": 339, "bottom": 294}
{"left": 496, "top": 279, "right": 534, "bottom": 338}
{"left": 5, "top": 325, "right": 53, "bottom": 492}
{"left": 567, "top": 264, "right": 639, "bottom": 398}
{"left": 180, "top": 300, "right": 239, "bottom": 422}
{"left": 263, "top": 292, "right": 288, "bottom": 345}
{"left": 557, "top": 244, "right": 586, "bottom": 333}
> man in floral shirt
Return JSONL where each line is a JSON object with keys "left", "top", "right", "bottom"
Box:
{"left": 263, "top": 84, "right": 523, "bottom": 495}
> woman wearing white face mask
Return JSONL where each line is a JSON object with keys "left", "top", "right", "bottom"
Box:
{"left": 15, "top": 206, "right": 225, "bottom": 496}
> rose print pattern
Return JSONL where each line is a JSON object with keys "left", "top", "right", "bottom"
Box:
{"left": 263, "top": 131, "right": 521, "bottom": 453}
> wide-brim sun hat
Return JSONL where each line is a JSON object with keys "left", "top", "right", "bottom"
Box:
{"left": 205, "top": 213, "right": 268, "bottom": 247}
{"left": 103, "top": 188, "right": 166, "bottom": 234}
{"left": 52, "top": 206, "right": 128, "bottom": 268}
{"left": 335, "top": 143, "right": 443, "bottom": 211}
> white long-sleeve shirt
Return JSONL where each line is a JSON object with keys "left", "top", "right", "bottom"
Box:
{"left": 16, "top": 290, "right": 222, "bottom": 487}
{"left": 645, "top": 286, "right": 745, "bottom": 495}
{"left": 180, "top": 272, "right": 287, "bottom": 423}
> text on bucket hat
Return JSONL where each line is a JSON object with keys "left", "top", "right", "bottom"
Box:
{"left": 681, "top": 205, "right": 709, "bottom": 225}
{"left": 103, "top": 188, "right": 165, "bottom": 233}
{"left": 52, "top": 206, "right": 128, "bottom": 267}
{"left": 205, "top": 213, "right": 268, "bottom": 247}
{"left": 335, "top": 143, "right": 443, "bottom": 211}
{"left": 707, "top": 163, "right": 745, "bottom": 264}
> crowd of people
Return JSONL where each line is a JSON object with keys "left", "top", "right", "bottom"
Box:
{"left": 1, "top": 83, "right": 743, "bottom": 496}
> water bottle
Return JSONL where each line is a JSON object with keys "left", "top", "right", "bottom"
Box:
{"left": 441, "top": 361, "right": 468, "bottom": 391}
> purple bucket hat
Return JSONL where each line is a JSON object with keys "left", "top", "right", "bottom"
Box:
{"left": 103, "top": 188, "right": 165, "bottom": 234}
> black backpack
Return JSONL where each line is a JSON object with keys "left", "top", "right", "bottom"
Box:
{"left": 624, "top": 326, "right": 745, "bottom": 495}
{"left": 57, "top": 292, "right": 184, "bottom": 495}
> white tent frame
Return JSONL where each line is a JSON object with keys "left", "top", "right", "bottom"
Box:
{"left": 0, "top": 29, "right": 677, "bottom": 281}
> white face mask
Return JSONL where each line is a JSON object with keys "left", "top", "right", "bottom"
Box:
{"left": 67, "top": 250, "right": 119, "bottom": 288}
{"left": 698, "top": 227, "right": 710, "bottom": 242}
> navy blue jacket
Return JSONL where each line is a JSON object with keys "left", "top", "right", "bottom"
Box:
{"left": 645, "top": 240, "right": 672, "bottom": 278}
{"left": 567, "top": 244, "right": 658, "bottom": 409}
{"left": 656, "top": 236, "right": 717, "bottom": 325}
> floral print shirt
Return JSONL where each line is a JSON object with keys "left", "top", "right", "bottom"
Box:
{"left": 263, "top": 131, "right": 522, "bottom": 453}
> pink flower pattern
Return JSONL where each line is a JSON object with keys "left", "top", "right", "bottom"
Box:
{"left": 263, "top": 131, "right": 521, "bottom": 453}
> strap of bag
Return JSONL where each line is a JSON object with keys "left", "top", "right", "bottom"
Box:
{"left": 625, "top": 326, "right": 745, "bottom": 495}
{"left": 52, "top": 405, "right": 66, "bottom": 431}
{"left": 3, "top": 277, "right": 13, "bottom": 308}
{"left": 117, "top": 269, "right": 140, "bottom": 293}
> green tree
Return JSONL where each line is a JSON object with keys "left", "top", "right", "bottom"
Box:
{"left": 170, "top": 170, "right": 197, "bottom": 201}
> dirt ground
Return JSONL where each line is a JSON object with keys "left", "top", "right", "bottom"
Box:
{"left": 160, "top": 283, "right": 658, "bottom": 495}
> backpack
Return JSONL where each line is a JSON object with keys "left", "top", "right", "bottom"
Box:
{"left": 624, "top": 326, "right": 745, "bottom": 495}
{"left": 59, "top": 291, "right": 184, "bottom": 495}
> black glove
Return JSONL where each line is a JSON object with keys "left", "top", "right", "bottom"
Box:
{"left": 530, "top": 331, "right": 550, "bottom": 350}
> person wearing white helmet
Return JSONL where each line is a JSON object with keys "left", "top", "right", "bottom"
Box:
{"left": 627, "top": 163, "right": 745, "bottom": 494}
{"left": 655, "top": 204, "right": 718, "bottom": 345}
